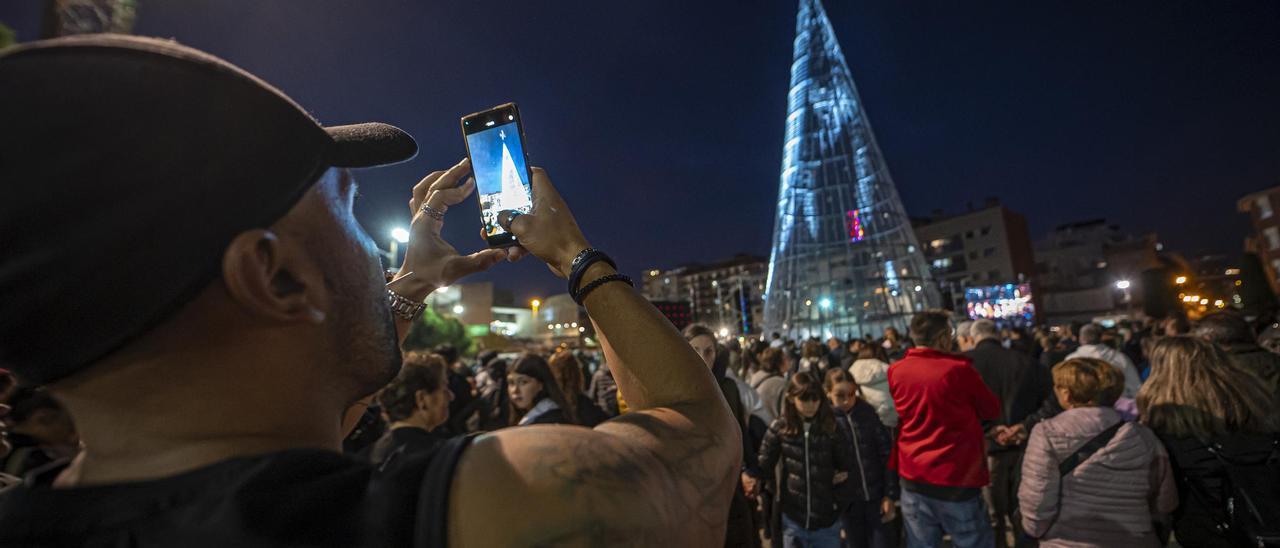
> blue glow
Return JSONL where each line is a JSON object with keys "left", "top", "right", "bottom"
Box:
{"left": 467, "top": 121, "right": 532, "bottom": 237}
{"left": 763, "top": 0, "right": 937, "bottom": 338}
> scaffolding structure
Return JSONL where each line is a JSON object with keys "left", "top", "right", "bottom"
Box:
{"left": 42, "top": 0, "right": 136, "bottom": 38}
{"left": 763, "top": 0, "right": 939, "bottom": 340}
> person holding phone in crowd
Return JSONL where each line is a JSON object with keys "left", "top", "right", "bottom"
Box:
{"left": 0, "top": 36, "right": 740, "bottom": 546}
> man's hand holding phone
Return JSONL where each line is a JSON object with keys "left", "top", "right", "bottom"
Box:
{"left": 497, "top": 167, "right": 591, "bottom": 279}
{"left": 391, "top": 158, "right": 506, "bottom": 301}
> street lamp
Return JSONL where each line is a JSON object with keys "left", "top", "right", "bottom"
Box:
{"left": 1174, "top": 276, "right": 1187, "bottom": 285}
{"left": 452, "top": 304, "right": 464, "bottom": 315}
{"left": 391, "top": 228, "right": 410, "bottom": 244}
{"left": 1115, "top": 280, "right": 1131, "bottom": 290}
{"left": 530, "top": 298, "right": 541, "bottom": 315}
{"left": 385, "top": 227, "right": 410, "bottom": 271}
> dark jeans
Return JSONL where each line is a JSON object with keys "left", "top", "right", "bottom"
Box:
{"left": 983, "top": 449, "right": 1032, "bottom": 548}
{"left": 841, "top": 499, "right": 890, "bottom": 548}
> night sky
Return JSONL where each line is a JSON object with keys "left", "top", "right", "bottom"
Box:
{"left": 5, "top": 1, "right": 1279, "bottom": 302}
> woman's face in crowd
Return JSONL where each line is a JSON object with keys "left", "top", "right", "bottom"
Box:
{"left": 827, "top": 382, "right": 857, "bottom": 412}
{"left": 690, "top": 335, "right": 716, "bottom": 369}
{"left": 793, "top": 394, "right": 821, "bottom": 418}
{"left": 420, "top": 371, "right": 453, "bottom": 430}
{"left": 507, "top": 372, "right": 543, "bottom": 411}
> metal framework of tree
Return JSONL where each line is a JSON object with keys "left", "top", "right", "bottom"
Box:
{"left": 43, "top": 0, "right": 136, "bottom": 38}
{"left": 763, "top": 0, "right": 939, "bottom": 340}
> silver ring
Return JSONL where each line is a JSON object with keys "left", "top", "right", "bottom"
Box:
{"left": 419, "top": 202, "right": 445, "bottom": 221}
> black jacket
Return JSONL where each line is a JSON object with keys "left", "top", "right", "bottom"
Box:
{"left": 966, "top": 339, "right": 1051, "bottom": 453}
{"left": 758, "top": 418, "right": 853, "bottom": 530}
{"left": 572, "top": 392, "right": 609, "bottom": 428}
{"left": 1224, "top": 343, "right": 1280, "bottom": 409}
{"left": 1157, "top": 430, "right": 1280, "bottom": 548}
{"left": 832, "top": 401, "right": 898, "bottom": 503}
{"left": 365, "top": 426, "right": 449, "bottom": 474}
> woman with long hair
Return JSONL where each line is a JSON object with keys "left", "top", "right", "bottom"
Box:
{"left": 824, "top": 369, "right": 895, "bottom": 548}
{"left": 684, "top": 324, "right": 762, "bottom": 547}
{"left": 507, "top": 354, "right": 576, "bottom": 426}
{"left": 547, "top": 350, "right": 608, "bottom": 427}
{"left": 1138, "top": 336, "right": 1280, "bottom": 548}
{"left": 758, "top": 372, "right": 852, "bottom": 547}
{"left": 752, "top": 347, "right": 790, "bottom": 420}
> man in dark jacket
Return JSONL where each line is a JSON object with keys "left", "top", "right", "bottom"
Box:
{"left": 965, "top": 320, "right": 1050, "bottom": 548}
{"left": 889, "top": 311, "right": 1001, "bottom": 548}
{"left": 1194, "top": 312, "right": 1280, "bottom": 409}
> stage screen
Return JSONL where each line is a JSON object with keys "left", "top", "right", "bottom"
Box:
{"left": 965, "top": 283, "right": 1035, "bottom": 326}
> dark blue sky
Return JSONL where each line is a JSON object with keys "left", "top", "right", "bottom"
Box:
{"left": 5, "top": 1, "right": 1279, "bottom": 302}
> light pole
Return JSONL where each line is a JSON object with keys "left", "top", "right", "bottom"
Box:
{"left": 386, "top": 227, "right": 409, "bottom": 272}
{"left": 1116, "top": 279, "right": 1133, "bottom": 318}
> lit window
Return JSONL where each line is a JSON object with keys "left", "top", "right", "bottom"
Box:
{"left": 1266, "top": 227, "right": 1280, "bottom": 250}
{"left": 1258, "top": 196, "right": 1274, "bottom": 219}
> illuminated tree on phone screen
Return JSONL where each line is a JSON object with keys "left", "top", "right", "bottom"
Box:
{"left": 495, "top": 132, "right": 532, "bottom": 214}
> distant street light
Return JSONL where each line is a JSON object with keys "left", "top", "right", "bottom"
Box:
{"left": 391, "top": 227, "right": 410, "bottom": 244}
{"left": 1115, "top": 280, "right": 1131, "bottom": 290}
{"left": 530, "top": 298, "right": 541, "bottom": 314}
{"left": 452, "top": 304, "right": 464, "bottom": 315}
{"left": 819, "top": 297, "right": 833, "bottom": 309}
{"left": 718, "top": 327, "right": 730, "bottom": 338}
{"left": 384, "top": 227, "right": 411, "bottom": 272}
{"left": 1174, "top": 276, "right": 1187, "bottom": 285}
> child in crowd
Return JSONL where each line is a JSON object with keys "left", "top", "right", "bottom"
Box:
{"left": 759, "top": 372, "right": 853, "bottom": 548}
{"left": 825, "top": 369, "right": 896, "bottom": 548}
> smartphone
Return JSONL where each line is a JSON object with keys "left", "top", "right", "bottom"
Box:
{"left": 461, "top": 102, "right": 534, "bottom": 247}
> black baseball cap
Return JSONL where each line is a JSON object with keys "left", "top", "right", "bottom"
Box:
{"left": 0, "top": 34, "right": 419, "bottom": 384}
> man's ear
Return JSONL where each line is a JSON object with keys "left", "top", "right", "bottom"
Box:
{"left": 221, "top": 229, "right": 326, "bottom": 324}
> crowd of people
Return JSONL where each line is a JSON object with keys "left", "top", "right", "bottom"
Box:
{"left": 2, "top": 35, "right": 1279, "bottom": 548}
{"left": 653, "top": 311, "right": 1279, "bottom": 548}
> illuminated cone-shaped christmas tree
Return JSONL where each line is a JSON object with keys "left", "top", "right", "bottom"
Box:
{"left": 764, "top": 0, "right": 938, "bottom": 340}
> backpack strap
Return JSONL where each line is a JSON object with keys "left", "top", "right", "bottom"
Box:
{"left": 1059, "top": 421, "right": 1124, "bottom": 477}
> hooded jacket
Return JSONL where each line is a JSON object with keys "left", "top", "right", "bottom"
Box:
{"left": 848, "top": 358, "right": 898, "bottom": 428}
{"left": 1019, "top": 407, "right": 1178, "bottom": 547}
{"left": 1065, "top": 344, "right": 1142, "bottom": 399}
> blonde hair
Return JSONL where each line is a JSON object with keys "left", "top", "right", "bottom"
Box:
{"left": 1051, "top": 358, "right": 1120, "bottom": 407}
{"left": 1138, "top": 336, "right": 1279, "bottom": 438}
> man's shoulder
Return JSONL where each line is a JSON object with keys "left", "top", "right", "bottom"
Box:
{"left": 0, "top": 450, "right": 390, "bottom": 546}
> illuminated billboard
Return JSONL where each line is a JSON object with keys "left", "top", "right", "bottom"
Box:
{"left": 965, "top": 283, "right": 1035, "bottom": 326}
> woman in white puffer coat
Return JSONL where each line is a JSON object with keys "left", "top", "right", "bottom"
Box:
{"left": 847, "top": 346, "right": 898, "bottom": 428}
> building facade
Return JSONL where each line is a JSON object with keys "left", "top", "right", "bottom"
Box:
{"left": 1238, "top": 185, "right": 1280, "bottom": 293}
{"left": 642, "top": 254, "right": 766, "bottom": 335}
{"left": 763, "top": 0, "right": 938, "bottom": 340}
{"left": 1032, "top": 220, "right": 1162, "bottom": 323}
{"left": 913, "top": 200, "right": 1035, "bottom": 311}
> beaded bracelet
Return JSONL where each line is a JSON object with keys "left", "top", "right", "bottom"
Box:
{"left": 572, "top": 273, "right": 633, "bottom": 305}
{"left": 567, "top": 248, "right": 617, "bottom": 295}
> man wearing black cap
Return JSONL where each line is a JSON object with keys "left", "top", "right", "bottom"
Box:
{"left": 0, "top": 35, "right": 739, "bottom": 546}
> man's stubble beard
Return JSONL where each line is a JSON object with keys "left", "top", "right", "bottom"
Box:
{"left": 328, "top": 253, "right": 402, "bottom": 398}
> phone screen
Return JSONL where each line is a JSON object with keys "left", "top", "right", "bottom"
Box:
{"left": 462, "top": 103, "right": 533, "bottom": 247}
